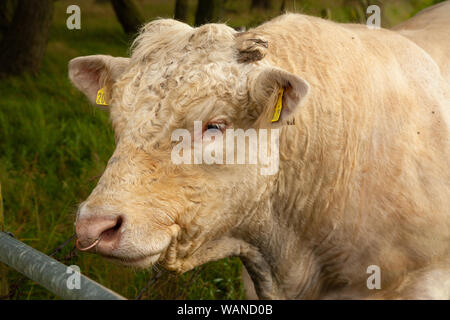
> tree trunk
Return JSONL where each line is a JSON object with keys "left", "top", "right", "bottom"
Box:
{"left": 174, "top": 0, "right": 189, "bottom": 22}
{"left": 280, "top": 0, "right": 286, "bottom": 13}
{"left": 110, "top": 0, "right": 144, "bottom": 35}
{"left": 195, "top": 0, "right": 224, "bottom": 26}
{"left": 0, "top": 0, "right": 53, "bottom": 77}
{"left": 251, "top": 0, "right": 273, "bottom": 10}
{"left": 0, "top": 0, "right": 18, "bottom": 36}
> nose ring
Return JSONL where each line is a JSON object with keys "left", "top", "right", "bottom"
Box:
{"left": 75, "top": 237, "right": 102, "bottom": 251}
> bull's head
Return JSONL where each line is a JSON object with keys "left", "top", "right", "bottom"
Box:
{"left": 69, "top": 19, "right": 309, "bottom": 272}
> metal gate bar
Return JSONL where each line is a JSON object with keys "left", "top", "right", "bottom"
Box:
{"left": 0, "top": 231, "right": 126, "bottom": 300}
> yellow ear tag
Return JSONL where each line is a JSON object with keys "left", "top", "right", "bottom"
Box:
{"left": 96, "top": 87, "right": 109, "bottom": 106}
{"left": 271, "top": 88, "right": 284, "bottom": 122}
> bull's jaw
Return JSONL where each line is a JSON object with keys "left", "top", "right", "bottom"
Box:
{"left": 104, "top": 252, "right": 162, "bottom": 268}
{"left": 160, "top": 230, "right": 283, "bottom": 299}
{"left": 163, "top": 235, "right": 245, "bottom": 273}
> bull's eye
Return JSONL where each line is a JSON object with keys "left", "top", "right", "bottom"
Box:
{"left": 204, "top": 121, "right": 227, "bottom": 133}
{"left": 207, "top": 124, "right": 222, "bottom": 131}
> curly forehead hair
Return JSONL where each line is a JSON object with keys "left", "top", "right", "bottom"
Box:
{"left": 109, "top": 19, "right": 253, "bottom": 147}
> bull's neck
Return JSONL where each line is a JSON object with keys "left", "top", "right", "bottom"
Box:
{"left": 237, "top": 124, "right": 349, "bottom": 299}
{"left": 236, "top": 195, "right": 326, "bottom": 299}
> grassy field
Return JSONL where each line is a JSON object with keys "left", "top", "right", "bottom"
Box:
{"left": 0, "top": 0, "right": 442, "bottom": 299}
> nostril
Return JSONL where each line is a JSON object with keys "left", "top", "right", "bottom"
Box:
{"left": 76, "top": 213, "right": 125, "bottom": 251}
{"left": 99, "top": 216, "right": 124, "bottom": 242}
{"left": 113, "top": 216, "right": 123, "bottom": 231}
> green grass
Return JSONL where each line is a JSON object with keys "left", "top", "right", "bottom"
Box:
{"left": 0, "top": 0, "right": 437, "bottom": 299}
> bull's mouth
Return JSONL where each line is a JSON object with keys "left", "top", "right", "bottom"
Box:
{"left": 97, "top": 233, "right": 175, "bottom": 268}
{"left": 77, "top": 223, "right": 179, "bottom": 268}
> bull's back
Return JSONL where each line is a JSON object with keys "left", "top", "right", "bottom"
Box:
{"left": 392, "top": 1, "right": 450, "bottom": 84}
{"left": 251, "top": 12, "right": 450, "bottom": 297}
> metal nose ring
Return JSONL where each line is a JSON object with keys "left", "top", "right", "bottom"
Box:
{"left": 75, "top": 237, "right": 101, "bottom": 251}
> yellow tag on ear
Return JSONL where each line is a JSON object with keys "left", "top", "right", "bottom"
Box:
{"left": 96, "top": 87, "right": 108, "bottom": 106}
{"left": 271, "top": 88, "right": 284, "bottom": 122}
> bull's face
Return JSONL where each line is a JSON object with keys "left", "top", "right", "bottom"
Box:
{"left": 69, "top": 20, "right": 309, "bottom": 270}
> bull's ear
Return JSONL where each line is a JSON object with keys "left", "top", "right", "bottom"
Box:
{"left": 250, "top": 67, "right": 310, "bottom": 127}
{"left": 68, "top": 55, "right": 129, "bottom": 106}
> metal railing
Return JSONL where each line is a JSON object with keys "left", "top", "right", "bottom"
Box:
{"left": 0, "top": 231, "right": 126, "bottom": 300}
